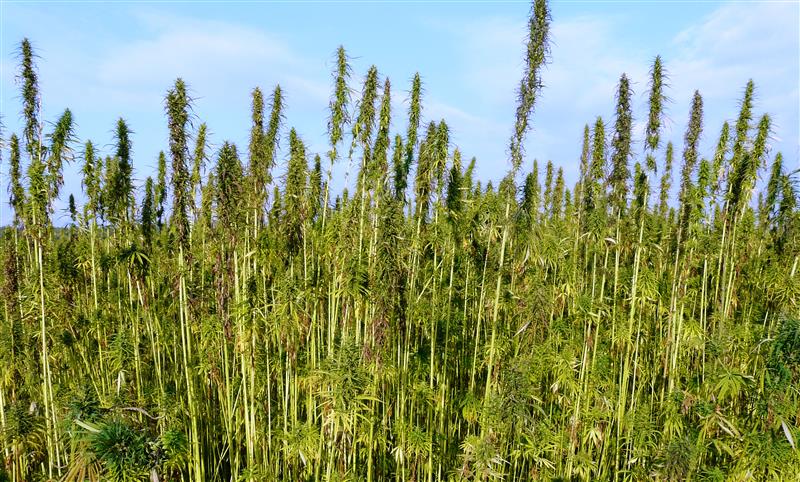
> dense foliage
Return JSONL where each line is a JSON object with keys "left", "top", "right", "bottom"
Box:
{"left": 2, "top": 1, "right": 799, "bottom": 480}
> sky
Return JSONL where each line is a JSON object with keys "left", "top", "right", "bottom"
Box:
{"left": 1, "top": 0, "right": 798, "bottom": 226}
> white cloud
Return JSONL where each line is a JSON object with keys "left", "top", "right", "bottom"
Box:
{"left": 92, "top": 16, "right": 329, "bottom": 111}
{"left": 437, "top": 0, "right": 798, "bottom": 185}
{"left": 0, "top": 6, "right": 343, "bottom": 226}
{"left": 426, "top": 100, "right": 506, "bottom": 140}
{"left": 417, "top": 13, "right": 647, "bottom": 181}
{"left": 673, "top": 2, "right": 796, "bottom": 63}
{"left": 667, "top": 1, "right": 799, "bottom": 164}
{"left": 522, "top": 14, "right": 650, "bottom": 179}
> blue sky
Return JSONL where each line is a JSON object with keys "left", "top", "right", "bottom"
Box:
{"left": 1, "top": 0, "right": 798, "bottom": 225}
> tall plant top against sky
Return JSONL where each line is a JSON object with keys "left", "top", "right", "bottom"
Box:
{"left": 1, "top": 0, "right": 799, "bottom": 481}
{"left": 0, "top": 0, "right": 798, "bottom": 225}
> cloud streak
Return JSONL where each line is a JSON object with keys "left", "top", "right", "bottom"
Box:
{"left": 438, "top": 0, "right": 798, "bottom": 184}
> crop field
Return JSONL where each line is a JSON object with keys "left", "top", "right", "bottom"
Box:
{"left": 0, "top": 0, "right": 798, "bottom": 480}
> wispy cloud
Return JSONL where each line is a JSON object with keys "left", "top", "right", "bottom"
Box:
{"left": 90, "top": 14, "right": 328, "bottom": 112}
{"left": 422, "top": 10, "right": 653, "bottom": 179}
{"left": 436, "top": 0, "right": 798, "bottom": 183}
{"left": 667, "top": 1, "right": 799, "bottom": 162}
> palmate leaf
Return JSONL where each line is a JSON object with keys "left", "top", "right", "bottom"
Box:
{"left": 159, "top": 429, "right": 189, "bottom": 474}
{"left": 459, "top": 434, "right": 507, "bottom": 481}
{"left": 714, "top": 369, "right": 752, "bottom": 404}
{"left": 513, "top": 429, "right": 557, "bottom": 471}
